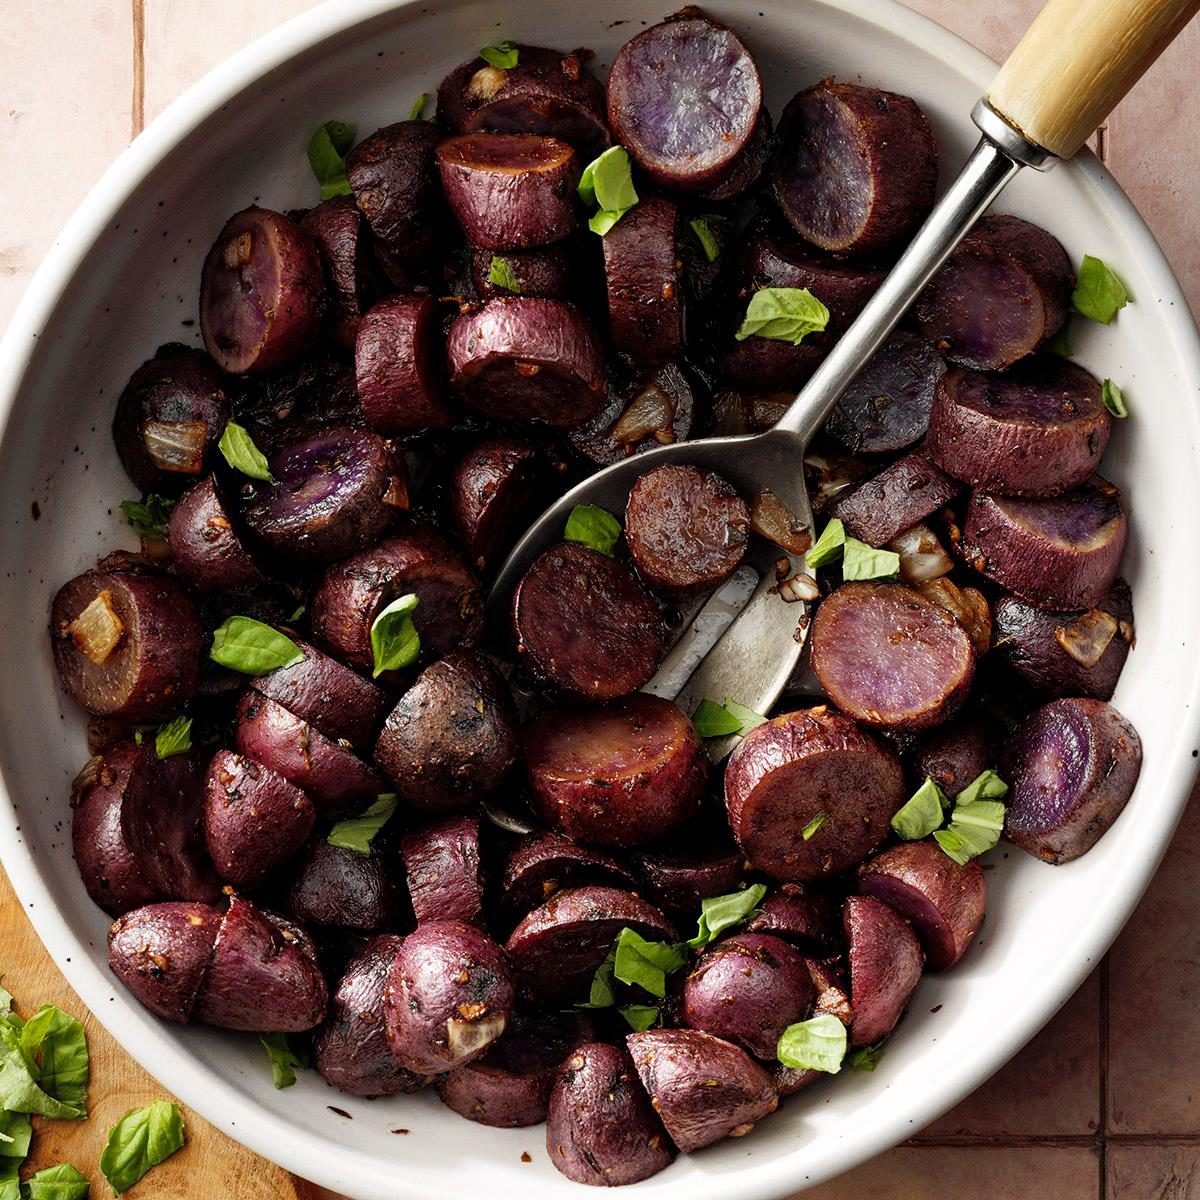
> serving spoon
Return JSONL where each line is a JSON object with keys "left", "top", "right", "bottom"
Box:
{"left": 492, "top": 0, "right": 1199, "bottom": 739}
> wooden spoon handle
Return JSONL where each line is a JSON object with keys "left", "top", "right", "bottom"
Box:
{"left": 987, "top": 0, "right": 1200, "bottom": 158}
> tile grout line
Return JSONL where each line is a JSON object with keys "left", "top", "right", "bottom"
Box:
{"left": 130, "top": 0, "right": 145, "bottom": 140}
{"left": 1099, "top": 954, "right": 1110, "bottom": 1198}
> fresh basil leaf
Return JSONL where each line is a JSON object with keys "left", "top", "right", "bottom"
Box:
{"left": 619, "top": 1005, "right": 659, "bottom": 1032}
{"left": 691, "top": 699, "right": 743, "bottom": 739}
{"left": 133, "top": 730, "right": 144, "bottom": 746}
{"left": 479, "top": 40, "right": 519, "bottom": 69}
{"left": 99, "top": 1100, "right": 185, "bottom": 1195}
{"left": 1102, "top": 378, "right": 1128, "bottom": 418}
{"left": 306, "top": 120, "right": 357, "bottom": 201}
{"left": 218, "top": 421, "right": 273, "bottom": 482}
{"left": 955, "top": 769, "right": 1009, "bottom": 806}
{"left": 17, "top": 1005, "right": 88, "bottom": 1115}
{"left": 410, "top": 93, "right": 429, "bottom": 120}
{"left": 801, "top": 812, "right": 828, "bottom": 841}
{"left": 210, "top": 617, "right": 303, "bottom": 675}
{"left": 0, "top": 1110, "right": 31, "bottom": 1158}
{"left": 288, "top": 603, "right": 306, "bottom": 623}
{"left": 0, "top": 1160, "right": 17, "bottom": 1200}
{"left": 327, "top": 794, "right": 399, "bottom": 855}
{"left": 848, "top": 1042, "right": 885, "bottom": 1071}
{"left": 776, "top": 1013, "right": 846, "bottom": 1074}
{"left": 935, "top": 799, "right": 1006, "bottom": 866}
{"left": 0, "top": 983, "right": 11, "bottom": 1015}
{"left": 153, "top": 716, "right": 191, "bottom": 760}
{"left": 578, "top": 146, "right": 639, "bottom": 236}
{"left": 842, "top": 538, "right": 900, "bottom": 582}
{"left": 806, "top": 518, "right": 846, "bottom": 568}
{"left": 612, "top": 929, "right": 688, "bottom": 999}
{"left": 891, "top": 777, "right": 947, "bottom": 841}
{"left": 1046, "top": 324, "right": 1073, "bottom": 358}
{"left": 24, "top": 1163, "right": 90, "bottom": 1200}
{"left": 1072, "top": 255, "right": 1131, "bottom": 324}
{"left": 369, "top": 594, "right": 421, "bottom": 678}
{"left": 0, "top": 1026, "right": 83, "bottom": 1121}
{"left": 588, "top": 209, "right": 628, "bottom": 236}
{"left": 735, "top": 287, "right": 830, "bottom": 346}
{"left": 688, "top": 216, "right": 720, "bottom": 263}
{"left": 687, "top": 884, "right": 767, "bottom": 949}
{"left": 564, "top": 504, "right": 622, "bottom": 556}
{"left": 723, "top": 699, "right": 767, "bottom": 733}
{"left": 578, "top": 949, "right": 617, "bottom": 1010}
{"left": 259, "top": 1033, "right": 309, "bottom": 1090}
{"left": 486, "top": 256, "right": 521, "bottom": 294}
{"left": 119, "top": 495, "right": 175, "bottom": 540}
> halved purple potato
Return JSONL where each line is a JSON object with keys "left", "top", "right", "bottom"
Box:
{"left": 437, "top": 133, "right": 579, "bottom": 250}
{"left": 167, "top": 475, "right": 270, "bottom": 593}
{"left": 355, "top": 294, "right": 452, "bottom": 435}
{"left": 914, "top": 711, "right": 1000, "bottom": 798}
{"left": 234, "top": 690, "right": 385, "bottom": 811}
{"left": 682, "top": 933, "right": 815, "bottom": 1060}
{"left": 607, "top": 13, "right": 762, "bottom": 193}
{"left": 772, "top": 954, "right": 851, "bottom": 1096}
{"left": 633, "top": 838, "right": 745, "bottom": 918}
{"left": 288, "top": 836, "right": 405, "bottom": 932}
{"left": 824, "top": 332, "right": 947, "bottom": 455}
{"left": 927, "top": 359, "right": 1110, "bottom": 497}
{"left": 203, "top": 750, "right": 316, "bottom": 889}
{"left": 744, "top": 883, "right": 841, "bottom": 951}
{"left": 1002, "top": 697, "right": 1143, "bottom": 864}
{"left": 992, "top": 581, "right": 1135, "bottom": 700}
{"left": 602, "top": 196, "right": 684, "bottom": 367}
{"left": 546, "top": 1042, "right": 674, "bottom": 1185}
{"left": 310, "top": 526, "right": 485, "bottom": 672}
{"left": 383, "top": 920, "right": 515, "bottom": 1074}
{"left": 700, "top": 108, "right": 771, "bottom": 202}
{"left": 469, "top": 245, "right": 574, "bottom": 301}
{"left": 772, "top": 79, "right": 938, "bottom": 257}
{"left": 51, "top": 568, "right": 202, "bottom": 721}
{"left": 108, "top": 901, "right": 222, "bottom": 1023}
{"left": 504, "top": 885, "right": 676, "bottom": 1003}
{"left": 314, "top": 935, "right": 429, "bottom": 1098}
{"left": 346, "top": 121, "right": 447, "bottom": 283}
{"left": 724, "top": 708, "right": 905, "bottom": 881}
{"left": 843, "top": 894, "right": 923, "bottom": 1046}
{"left": 375, "top": 652, "right": 519, "bottom": 812}
{"left": 859, "top": 841, "right": 986, "bottom": 971}
{"left": 251, "top": 638, "right": 387, "bottom": 751}
{"left": 960, "top": 478, "right": 1128, "bottom": 611}
{"left": 301, "top": 195, "right": 381, "bottom": 349}
{"left": 626, "top": 1028, "right": 779, "bottom": 1152}
{"left": 499, "top": 833, "right": 638, "bottom": 926}
{"left": 200, "top": 207, "right": 324, "bottom": 376}
{"left": 810, "top": 582, "right": 977, "bottom": 731}
{"left": 915, "top": 214, "right": 1072, "bottom": 371}
{"left": 194, "top": 897, "right": 328, "bottom": 1032}
{"left": 447, "top": 297, "right": 607, "bottom": 427}
{"left": 112, "top": 345, "right": 231, "bottom": 494}
{"left": 829, "top": 449, "right": 963, "bottom": 548}
{"left": 523, "top": 694, "right": 708, "bottom": 849}
{"left": 239, "top": 425, "right": 399, "bottom": 564}
{"left": 400, "top": 811, "right": 484, "bottom": 926}
{"left": 511, "top": 541, "right": 664, "bottom": 699}
{"left": 624, "top": 464, "right": 750, "bottom": 602}
{"left": 438, "top": 45, "right": 610, "bottom": 160}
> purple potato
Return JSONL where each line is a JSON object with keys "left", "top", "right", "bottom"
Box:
{"left": 400, "top": 811, "right": 484, "bottom": 926}
{"left": 844, "top": 895, "right": 924, "bottom": 1046}
{"left": 300, "top": 195, "right": 380, "bottom": 349}
{"left": 498, "top": 833, "right": 638, "bottom": 927}
{"left": 772, "top": 955, "right": 852, "bottom": 1095}
{"left": 633, "top": 839, "right": 745, "bottom": 919}
{"left": 699, "top": 108, "right": 771, "bottom": 201}
{"left": 288, "top": 836, "right": 405, "bottom": 932}
{"left": 167, "top": 475, "right": 270, "bottom": 593}
{"left": 744, "top": 883, "right": 841, "bottom": 951}
{"left": 469, "top": 245, "right": 574, "bottom": 302}
{"left": 914, "top": 711, "right": 1000, "bottom": 798}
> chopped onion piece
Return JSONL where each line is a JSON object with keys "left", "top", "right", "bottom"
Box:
{"left": 612, "top": 381, "right": 675, "bottom": 445}
{"left": 917, "top": 577, "right": 991, "bottom": 656}
{"left": 141, "top": 418, "right": 209, "bottom": 474}
{"left": 803, "top": 450, "right": 871, "bottom": 511}
{"left": 467, "top": 66, "right": 508, "bottom": 101}
{"left": 383, "top": 474, "right": 410, "bottom": 509}
{"left": 778, "top": 572, "right": 819, "bottom": 603}
{"left": 1055, "top": 608, "right": 1119, "bottom": 668}
{"left": 750, "top": 489, "right": 812, "bottom": 556}
{"left": 711, "top": 391, "right": 791, "bottom": 436}
{"left": 68, "top": 589, "right": 125, "bottom": 665}
{"left": 445, "top": 1011, "right": 507, "bottom": 1063}
{"left": 887, "top": 523, "right": 953, "bottom": 583}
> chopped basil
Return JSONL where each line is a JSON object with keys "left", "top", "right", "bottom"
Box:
{"left": 687, "top": 884, "right": 767, "bottom": 949}
{"left": 776, "top": 1013, "right": 846, "bottom": 1074}
{"left": 842, "top": 537, "right": 900, "bottom": 582}
{"left": 24, "top": 1163, "right": 90, "bottom": 1200}
{"left": 306, "top": 120, "right": 357, "bottom": 201}
{"left": 564, "top": 504, "right": 622, "bottom": 556}
{"left": 579, "top": 950, "right": 617, "bottom": 1009}
{"left": 153, "top": 715, "right": 192, "bottom": 760}
{"left": 120, "top": 494, "right": 175, "bottom": 540}
{"left": 891, "top": 777, "right": 947, "bottom": 841}
{"left": 1046, "top": 324, "right": 1073, "bottom": 358}
{"left": 218, "top": 420, "right": 273, "bottom": 483}
{"left": 578, "top": 146, "right": 639, "bottom": 236}
{"left": 935, "top": 799, "right": 1006, "bottom": 866}
{"left": 327, "top": 794, "right": 399, "bottom": 855}
{"left": 1072, "top": 255, "right": 1131, "bottom": 324}
{"left": 210, "top": 617, "right": 303, "bottom": 675}
{"left": 0, "top": 1110, "right": 31, "bottom": 1158}
{"left": 0, "top": 1160, "right": 17, "bottom": 1200}
{"left": 619, "top": 1004, "right": 659, "bottom": 1032}
{"left": 479, "top": 40, "right": 519, "bottom": 69}
{"left": 688, "top": 216, "right": 721, "bottom": 263}
{"left": 410, "top": 92, "right": 429, "bottom": 121}
{"left": 260, "top": 1033, "right": 309, "bottom": 1089}
{"left": 1102, "top": 378, "right": 1128, "bottom": 418}
{"left": 735, "top": 287, "right": 830, "bottom": 347}
{"left": 612, "top": 929, "right": 688, "bottom": 999}
{"left": 806, "top": 518, "right": 846, "bottom": 568}
{"left": 0, "top": 999, "right": 88, "bottom": 1122}
{"left": 690, "top": 698, "right": 766, "bottom": 739}
{"left": 288, "top": 603, "right": 306, "bottom": 622}
{"left": 956, "top": 769, "right": 1009, "bottom": 806}
{"left": 723, "top": 699, "right": 768, "bottom": 732}
{"left": 486, "top": 255, "right": 521, "bottom": 294}
{"left": 369, "top": 594, "right": 421, "bottom": 677}
{"left": 99, "top": 1100, "right": 185, "bottom": 1195}
{"left": 801, "top": 812, "right": 828, "bottom": 841}
{"left": 848, "top": 1042, "right": 885, "bottom": 1071}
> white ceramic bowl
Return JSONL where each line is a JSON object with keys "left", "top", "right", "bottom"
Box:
{"left": 2, "top": 1, "right": 1199, "bottom": 1196}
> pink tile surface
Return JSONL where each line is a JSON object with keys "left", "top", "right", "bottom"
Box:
{"left": 1107, "top": 1143, "right": 1200, "bottom": 1198}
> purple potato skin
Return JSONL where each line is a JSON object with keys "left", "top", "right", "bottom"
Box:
{"left": 546, "top": 1043, "right": 674, "bottom": 1185}
{"left": 374, "top": 652, "right": 520, "bottom": 813}
{"left": 633, "top": 841, "right": 745, "bottom": 918}
{"left": 772, "top": 955, "right": 852, "bottom": 1095}
{"left": 167, "top": 475, "right": 270, "bottom": 594}
{"left": 108, "top": 901, "right": 223, "bottom": 1023}
{"left": 505, "top": 885, "right": 676, "bottom": 1003}
{"left": 498, "top": 833, "right": 638, "bottom": 927}
{"left": 682, "top": 933, "right": 816, "bottom": 1060}
{"left": 469, "top": 246, "right": 574, "bottom": 302}
{"left": 744, "top": 883, "right": 841, "bottom": 951}
{"left": 1002, "top": 697, "right": 1143, "bottom": 864}
{"left": 383, "top": 920, "right": 515, "bottom": 1074}
{"left": 858, "top": 841, "right": 986, "bottom": 971}
{"left": 203, "top": 750, "right": 316, "bottom": 889}
{"left": 200, "top": 207, "right": 324, "bottom": 376}
{"left": 844, "top": 895, "right": 924, "bottom": 1046}
{"left": 915, "top": 711, "right": 999, "bottom": 798}
{"left": 288, "top": 837, "right": 405, "bottom": 933}
{"left": 193, "top": 897, "right": 328, "bottom": 1032}
{"left": 112, "top": 345, "right": 231, "bottom": 494}
{"left": 400, "top": 812, "right": 484, "bottom": 926}
{"left": 626, "top": 1028, "right": 779, "bottom": 1153}
{"left": 300, "top": 196, "right": 379, "bottom": 350}
{"left": 314, "top": 935, "right": 429, "bottom": 1098}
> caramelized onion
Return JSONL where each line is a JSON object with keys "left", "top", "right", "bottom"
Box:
{"left": 141, "top": 418, "right": 209, "bottom": 475}
{"left": 1055, "top": 608, "right": 1119, "bottom": 668}
{"left": 803, "top": 450, "right": 871, "bottom": 512}
{"left": 68, "top": 590, "right": 125, "bottom": 665}
{"left": 887, "top": 523, "right": 953, "bottom": 584}
{"left": 750, "top": 489, "right": 812, "bottom": 556}
{"left": 612, "top": 381, "right": 675, "bottom": 445}
{"left": 918, "top": 577, "right": 992, "bottom": 656}
{"left": 778, "top": 572, "right": 819, "bottom": 603}
{"left": 467, "top": 66, "right": 508, "bottom": 101}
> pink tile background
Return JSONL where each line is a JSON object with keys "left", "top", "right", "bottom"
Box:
{"left": 3, "top": 2, "right": 1199, "bottom": 1197}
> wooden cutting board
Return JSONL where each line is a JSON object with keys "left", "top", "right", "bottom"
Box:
{"left": 0, "top": 862, "right": 343, "bottom": 1199}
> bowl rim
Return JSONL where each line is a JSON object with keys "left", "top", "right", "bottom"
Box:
{"left": 3, "top": 0, "right": 1200, "bottom": 1196}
